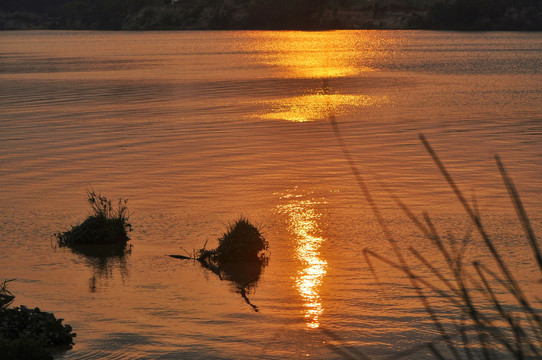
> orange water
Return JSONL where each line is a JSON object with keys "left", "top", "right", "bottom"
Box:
{"left": 0, "top": 30, "right": 541, "bottom": 359}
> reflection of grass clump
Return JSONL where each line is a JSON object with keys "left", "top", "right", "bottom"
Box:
{"left": 55, "top": 191, "right": 131, "bottom": 246}
{"left": 205, "top": 217, "right": 268, "bottom": 262}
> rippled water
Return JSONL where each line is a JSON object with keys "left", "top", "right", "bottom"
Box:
{"left": 0, "top": 30, "right": 541, "bottom": 359}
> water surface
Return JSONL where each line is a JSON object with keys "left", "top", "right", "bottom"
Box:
{"left": 0, "top": 30, "right": 541, "bottom": 359}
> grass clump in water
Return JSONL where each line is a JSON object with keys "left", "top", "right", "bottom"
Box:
{"left": 200, "top": 217, "right": 268, "bottom": 312}
{"left": 55, "top": 190, "right": 131, "bottom": 247}
{"left": 171, "top": 217, "right": 268, "bottom": 311}
{"left": 195, "top": 217, "right": 268, "bottom": 263}
{"left": 213, "top": 217, "right": 268, "bottom": 262}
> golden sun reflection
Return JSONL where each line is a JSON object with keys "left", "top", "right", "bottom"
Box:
{"left": 249, "top": 31, "right": 392, "bottom": 122}
{"left": 255, "top": 31, "right": 376, "bottom": 79}
{"left": 277, "top": 191, "right": 327, "bottom": 328}
{"left": 259, "top": 89, "right": 389, "bottom": 122}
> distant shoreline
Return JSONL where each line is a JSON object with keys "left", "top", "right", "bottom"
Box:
{"left": 1, "top": 0, "right": 541, "bottom": 32}
{"left": 2, "top": 17, "right": 541, "bottom": 32}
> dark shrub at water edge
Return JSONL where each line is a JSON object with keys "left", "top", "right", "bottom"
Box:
{"left": 0, "top": 306, "right": 75, "bottom": 347}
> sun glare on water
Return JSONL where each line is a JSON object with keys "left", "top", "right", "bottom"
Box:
{"left": 277, "top": 191, "right": 328, "bottom": 328}
{"left": 260, "top": 90, "right": 389, "bottom": 122}
{"left": 250, "top": 31, "right": 392, "bottom": 122}
{"left": 254, "top": 31, "right": 376, "bottom": 79}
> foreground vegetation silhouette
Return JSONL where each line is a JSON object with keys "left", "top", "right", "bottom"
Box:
{"left": 327, "top": 105, "right": 542, "bottom": 359}
{"left": 0, "top": 280, "right": 75, "bottom": 360}
{"left": 171, "top": 217, "right": 269, "bottom": 311}
{"left": 0, "top": 279, "right": 14, "bottom": 309}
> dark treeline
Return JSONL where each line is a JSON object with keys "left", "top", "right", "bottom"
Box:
{"left": 420, "top": 0, "right": 542, "bottom": 30}
{"left": 0, "top": 0, "right": 167, "bottom": 29}
{"left": 215, "top": 0, "right": 331, "bottom": 30}
{"left": 0, "top": 0, "right": 540, "bottom": 30}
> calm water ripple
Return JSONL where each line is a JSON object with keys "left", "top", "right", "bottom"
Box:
{"left": 0, "top": 30, "right": 541, "bottom": 359}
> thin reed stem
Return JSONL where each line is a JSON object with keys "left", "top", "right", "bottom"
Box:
{"left": 423, "top": 213, "right": 455, "bottom": 270}
{"left": 495, "top": 155, "right": 542, "bottom": 277}
{"left": 419, "top": 134, "right": 541, "bottom": 329}
{"left": 409, "top": 247, "right": 459, "bottom": 294}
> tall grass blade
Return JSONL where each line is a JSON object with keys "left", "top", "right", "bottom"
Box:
{"left": 428, "top": 343, "right": 448, "bottom": 360}
{"left": 415, "top": 281, "right": 463, "bottom": 360}
{"left": 325, "top": 82, "right": 407, "bottom": 268}
{"left": 419, "top": 135, "right": 511, "bottom": 282}
{"left": 495, "top": 155, "right": 542, "bottom": 277}
{"left": 422, "top": 213, "right": 454, "bottom": 270}
{"left": 363, "top": 249, "right": 462, "bottom": 307}
{"left": 409, "top": 247, "right": 458, "bottom": 294}
{"left": 459, "top": 321, "right": 474, "bottom": 360}
{"left": 419, "top": 134, "right": 542, "bottom": 328}
{"left": 326, "top": 99, "right": 467, "bottom": 360}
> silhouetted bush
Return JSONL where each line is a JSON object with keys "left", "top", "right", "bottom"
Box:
{"left": 215, "top": 217, "right": 268, "bottom": 262}
{"left": 0, "top": 296, "right": 75, "bottom": 359}
{"left": 193, "top": 217, "right": 268, "bottom": 312}
{"left": 55, "top": 191, "right": 131, "bottom": 247}
{"left": 0, "top": 306, "right": 75, "bottom": 347}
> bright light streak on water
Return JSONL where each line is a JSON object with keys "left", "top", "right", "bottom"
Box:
{"left": 258, "top": 90, "right": 390, "bottom": 122}
{"left": 277, "top": 190, "right": 328, "bottom": 328}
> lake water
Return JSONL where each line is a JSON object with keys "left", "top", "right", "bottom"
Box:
{"left": 0, "top": 30, "right": 541, "bottom": 359}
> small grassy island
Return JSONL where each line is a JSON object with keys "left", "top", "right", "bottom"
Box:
{"left": 200, "top": 217, "right": 268, "bottom": 263}
{"left": 171, "top": 217, "right": 268, "bottom": 311}
{"left": 171, "top": 217, "right": 268, "bottom": 265}
{"left": 55, "top": 190, "right": 132, "bottom": 247}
